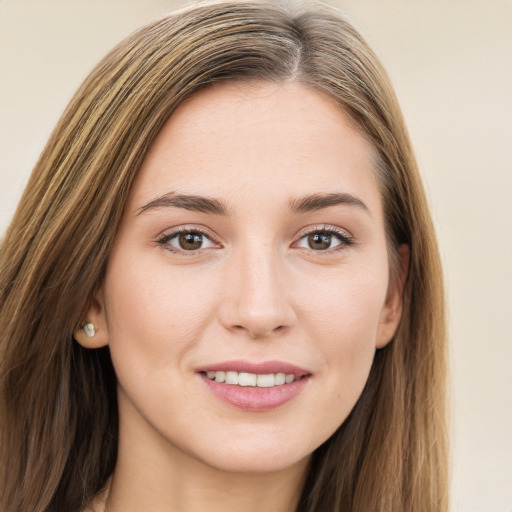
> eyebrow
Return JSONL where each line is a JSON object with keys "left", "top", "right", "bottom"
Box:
{"left": 137, "top": 191, "right": 368, "bottom": 216}
{"left": 289, "top": 192, "right": 368, "bottom": 214}
{"left": 137, "top": 192, "right": 230, "bottom": 216}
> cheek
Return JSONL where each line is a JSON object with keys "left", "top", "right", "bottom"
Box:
{"left": 299, "top": 264, "right": 388, "bottom": 407}
{"left": 102, "top": 249, "right": 219, "bottom": 376}
{"left": 302, "top": 263, "right": 388, "bottom": 344}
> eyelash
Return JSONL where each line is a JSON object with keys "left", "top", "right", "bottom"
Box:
{"left": 293, "top": 225, "right": 355, "bottom": 254}
{"left": 156, "top": 225, "right": 354, "bottom": 255}
{"left": 157, "top": 227, "right": 218, "bottom": 255}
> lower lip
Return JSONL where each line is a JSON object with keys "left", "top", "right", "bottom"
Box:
{"left": 200, "top": 374, "right": 310, "bottom": 412}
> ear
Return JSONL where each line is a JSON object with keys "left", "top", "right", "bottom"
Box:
{"left": 376, "top": 244, "right": 409, "bottom": 349}
{"left": 73, "top": 286, "right": 109, "bottom": 349}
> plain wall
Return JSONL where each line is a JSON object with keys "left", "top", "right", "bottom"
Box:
{"left": 1, "top": 1, "right": 511, "bottom": 510}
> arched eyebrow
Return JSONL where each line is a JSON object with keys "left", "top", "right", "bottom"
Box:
{"left": 137, "top": 191, "right": 368, "bottom": 216}
{"left": 289, "top": 193, "right": 368, "bottom": 214}
{"left": 137, "top": 192, "right": 230, "bottom": 216}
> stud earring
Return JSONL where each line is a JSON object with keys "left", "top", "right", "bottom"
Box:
{"left": 82, "top": 322, "right": 96, "bottom": 337}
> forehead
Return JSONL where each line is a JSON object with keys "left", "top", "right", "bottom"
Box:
{"left": 128, "top": 81, "right": 381, "bottom": 214}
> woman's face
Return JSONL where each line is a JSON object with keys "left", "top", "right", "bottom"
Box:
{"left": 86, "top": 81, "right": 404, "bottom": 474}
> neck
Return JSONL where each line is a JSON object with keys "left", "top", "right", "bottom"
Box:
{"left": 108, "top": 445, "right": 309, "bottom": 512}
{"left": 105, "top": 399, "right": 310, "bottom": 512}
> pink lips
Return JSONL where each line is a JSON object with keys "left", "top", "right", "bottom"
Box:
{"left": 197, "top": 360, "right": 311, "bottom": 412}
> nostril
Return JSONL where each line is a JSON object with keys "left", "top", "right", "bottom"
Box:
{"left": 229, "top": 323, "right": 288, "bottom": 337}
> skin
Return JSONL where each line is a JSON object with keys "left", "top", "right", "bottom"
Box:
{"left": 77, "top": 81, "right": 406, "bottom": 512}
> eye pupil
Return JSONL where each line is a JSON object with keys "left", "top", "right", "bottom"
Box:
{"left": 308, "top": 233, "right": 331, "bottom": 250}
{"left": 179, "top": 232, "right": 203, "bottom": 250}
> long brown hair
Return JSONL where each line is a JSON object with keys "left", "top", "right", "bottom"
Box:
{"left": 0, "top": 2, "right": 448, "bottom": 510}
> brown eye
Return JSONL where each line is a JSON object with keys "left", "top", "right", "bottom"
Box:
{"left": 307, "top": 233, "right": 332, "bottom": 250}
{"left": 294, "top": 229, "right": 350, "bottom": 252}
{"left": 178, "top": 232, "right": 204, "bottom": 250}
{"left": 159, "top": 230, "right": 216, "bottom": 252}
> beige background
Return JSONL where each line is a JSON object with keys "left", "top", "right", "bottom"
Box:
{"left": 1, "top": 1, "right": 511, "bottom": 510}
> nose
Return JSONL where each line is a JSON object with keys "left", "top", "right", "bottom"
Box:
{"left": 219, "top": 245, "right": 297, "bottom": 339}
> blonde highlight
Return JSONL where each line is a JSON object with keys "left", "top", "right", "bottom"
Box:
{"left": 0, "top": 2, "right": 448, "bottom": 511}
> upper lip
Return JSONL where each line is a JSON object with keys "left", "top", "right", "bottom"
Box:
{"left": 197, "top": 359, "right": 311, "bottom": 379}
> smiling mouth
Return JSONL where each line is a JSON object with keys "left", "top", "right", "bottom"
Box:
{"left": 200, "top": 370, "right": 306, "bottom": 388}
{"left": 198, "top": 361, "right": 311, "bottom": 411}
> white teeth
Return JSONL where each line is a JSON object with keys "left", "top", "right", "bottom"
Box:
{"left": 256, "top": 374, "right": 274, "bottom": 387}
{"left": 274, "top": 373, "right": 286, "bottom": 385}
{"left": 225, "top": 371, "right": 239, "bottom": 385}
{"left": 205, "top": 370, "right": 299, "bottom": 387}
{"left": 239, "top": 372, "right": 257, "bottom": 386}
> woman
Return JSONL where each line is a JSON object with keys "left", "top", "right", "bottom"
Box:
{"left": 0, "top": 1, "right": 448, "bottom": 511}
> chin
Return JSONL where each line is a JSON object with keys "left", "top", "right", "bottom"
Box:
{"left": 175, "top": 426, "right": 319, "bottom": 475}
{"left": 199, "top": 446, "right": 312, "bottom": 475}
